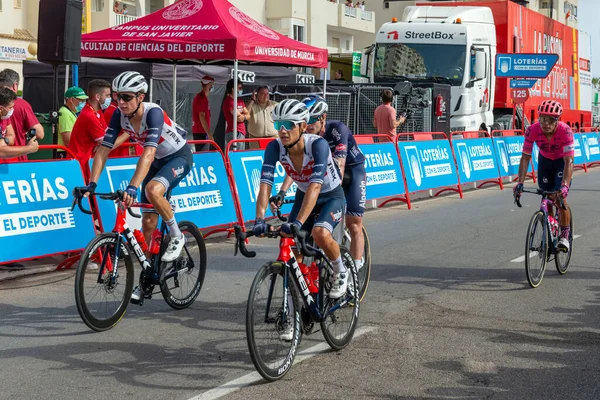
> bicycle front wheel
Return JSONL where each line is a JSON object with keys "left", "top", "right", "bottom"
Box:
{"left": 525, "top": 211, "right": 548, "bottom": 288}
{"left": 74, "top": 233, "right": 134, "bottom": 332}
{"left": 321, "top": 246, "right": 359, "bottom": 350}
{"left": 160, "top": 221, "right": 207, "bottom": 310}
{"left": 246, "top": 262, "right": 301, "bottom": 382}
{"left": 555, "top": 206, "right": 573, "bottom": 275}
{"left": 341, "top": 226, "right": 372, "bottom": 302}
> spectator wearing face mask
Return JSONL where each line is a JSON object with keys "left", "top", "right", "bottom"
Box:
{"left": 192, "top": 75, "right": 215, "bottom": 151}
{"left": 0, "top": 69, "right": 44, "bottom": 161}
{"left": 58, "top": 86, "right": 88, "bottom": 158}
{"left": 0, "top": 87, "right": 39, "bottom": 162}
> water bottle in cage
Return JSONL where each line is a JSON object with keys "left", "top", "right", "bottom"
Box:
{"left": 133, "top": 229, "right": 148, "bottom": 252}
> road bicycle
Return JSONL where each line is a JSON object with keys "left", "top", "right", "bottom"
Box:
{"left": 233, "top": 216, "right": 359, "bottom": 381}
{"left": 514, "top": 188, "right": 573, "bottom": 288}
{"left": 277, "top": 200, "right": 371, "bottom": 302}
{"left": 71, "top": 189, "right": 207, "bottom": 331}
{"left": 341, "top": 225, "right": 371, "bottom": 301}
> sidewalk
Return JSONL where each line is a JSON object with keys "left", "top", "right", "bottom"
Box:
{"left": 0, "top": 256, "right": 68, "bottom": 282}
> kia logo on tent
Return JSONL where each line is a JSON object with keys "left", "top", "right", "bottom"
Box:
{"left": 296, "top": 74, "right": 315, "bottom": 84}
{"left": 230, "top": 69, "right": 256, "bottom": 83}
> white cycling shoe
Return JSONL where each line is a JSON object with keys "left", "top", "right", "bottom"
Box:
{"left": 329, "top": 271, "right": 348, "bottom": 299}
{"left": 557, "top": 237, "right": 570, "bottom": 252}
{"left": 161, "top": 235, "right": 185, "bottom": 262}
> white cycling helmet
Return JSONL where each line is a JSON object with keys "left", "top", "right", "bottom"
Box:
{"left": 272, "top": 99, "right": 310, "bottom": 124}
{"left": 113, "top": 71, "right": 148, "bottom": 94}
{"left": 302, "top": 95, "right": 328, "bottom": 118}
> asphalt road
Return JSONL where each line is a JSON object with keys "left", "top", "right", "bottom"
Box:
{"left": 0, "top": 168, "right": 599, "bottom": 400}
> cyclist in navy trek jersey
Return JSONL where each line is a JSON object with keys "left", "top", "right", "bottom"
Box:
{"left": 278, "top": 96, "right": 367, "bottom": 273}
{"left": 80, "top": 71, "right": 193, "bottom": 303}
{"left": 253, "top": 99, "right": 348, "bottom": 300}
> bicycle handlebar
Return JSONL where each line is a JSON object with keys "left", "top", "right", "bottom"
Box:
{"left": 273, "top": 198, "right": 295, "bottom": 222}
{"left": 71, "top": 188, "right": 142, "bottom": 218}
{"left": 514, "top": 188, "right": 566, "bottom": 210}
{"left": 233, "top": 222, "right": 317, "bottom": 259}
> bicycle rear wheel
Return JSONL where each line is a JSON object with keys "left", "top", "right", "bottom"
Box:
{"left": 321, "top": 246, "right": 359, "bottom": 350}
{"left": 74, "top": 233, "right": 134, "bottom": 332}
{"left": 160, "top": 221, "right": 207, "bottom": 309}
{"left": 555, "top": 207, "right": 573, "bottom": 275}
{"left": 525, "top": 211, "right": 548, "bottom": 288}
{"left": 246, "top": 262, "right": 301, "bottom": 382}
{"left": 341, "top": 226, "right": 371, "bottom": 302}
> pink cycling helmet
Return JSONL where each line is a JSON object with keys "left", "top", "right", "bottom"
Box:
{"left": 538, "top": 100, "right": 563, "bottom": 118}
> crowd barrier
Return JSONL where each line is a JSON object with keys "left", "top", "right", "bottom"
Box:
{"left": 2, "top": 130, "right": 600, "bottom": 266}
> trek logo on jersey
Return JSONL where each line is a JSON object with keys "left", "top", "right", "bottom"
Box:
{"left": 335, "top": 144, "right": 347, "bottom": 153}
{"left": 330, "top": 209, "right": 343, "bottom": 222}
{"left": 172, "top": 166, "right": 185, "bottom": 177}
{"left": 563, "top": 144, "right": 574, "bottom": 153}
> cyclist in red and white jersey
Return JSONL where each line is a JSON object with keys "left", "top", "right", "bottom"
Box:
{"left": 81, "top": 71, "right": 193, "bottom": 302}
{"left": 514, "top": 100, "right": 574, "bottom": 251}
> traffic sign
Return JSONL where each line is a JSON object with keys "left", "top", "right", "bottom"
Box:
{"left": 495, "top": 53, "right": 559, "bottom": 78}
{"left": 511, "top": 88, "right": 529, "bottom": 104}
{"left": 510, "top": 79, "right": 537, "bottom": 89}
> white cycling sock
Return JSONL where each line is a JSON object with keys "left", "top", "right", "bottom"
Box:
{"left": 354, "top": 258, "right": 364, "bottom": 271}
{"left": 331, "top": 256, "right": 346, "bottom": 274}
{"left": 165, "top": 217, "right": 182, "bottom": 238}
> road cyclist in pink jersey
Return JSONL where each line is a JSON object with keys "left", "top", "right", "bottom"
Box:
{"left": 514, "top": 100, "right": 574, "bottom": 252}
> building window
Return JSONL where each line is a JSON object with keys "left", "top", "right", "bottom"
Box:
{"left": 384, "top": 2, "right": 389, "bottom": 9}
{"left": 293, "top": 25, "right": 304, "bottom": 42}
{"left": 345, "top": 40, "right": 351, "bottom": 51}
{"left": 540, "top": 2, "right": 550, "bottom": 9}
{"left": 92, "top": 0, "right": 104, "bottom": 12}
{"left": 332, "top": 37, "right": 340, "bottom": 49}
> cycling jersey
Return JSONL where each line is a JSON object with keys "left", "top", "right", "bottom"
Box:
{"left": 323, "top": 120, "right": 365, "bottom": 168}
{"left": 103, "top": 102, "right": 187, "bottom": 159}
{"left": 523, "top": 122, "right": 574, "bottom": 161}
{"left": 260, "top": 134, "right": 342, "bottom": 194}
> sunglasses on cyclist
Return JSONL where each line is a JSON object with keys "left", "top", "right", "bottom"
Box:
{"left": 274, "top": 120, "right": 298, "bottom": 131}
{"left": 117, "top": 93, "right": 138, "bottom": 102}
{"left": 307, "top": 116, "right": 321, "bottom": 125}
{"left": 539, "top": 116, "right": 558, "bottom": 125}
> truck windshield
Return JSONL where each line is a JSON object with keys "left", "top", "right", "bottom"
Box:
{"left": 374, "top": 43, "right": 466, "bottom": 86}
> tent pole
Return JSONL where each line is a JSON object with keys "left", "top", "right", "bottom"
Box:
{"left": 65, "top": 65, "right": 70, "bottom": 93}
{"left": 233, "top": 59, "right": 238, "bottom": 141}
{"left": 323, "top": 68, "right": 327, "bottom": 100}
{"left": 149, "top": 78, "right": 153, "bottom": 103}
{"left": 172, "top": 64, "right": 177, "bottom": 122}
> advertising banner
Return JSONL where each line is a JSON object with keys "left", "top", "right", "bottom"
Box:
{"left": 493, "top": 136, "right": 525, "bottom": 177}
{"left": 579, "top": 132, "right": 600, "bottom": 164}
{"left": 361, "top": 142, "right": 405, "bottom": 200}
{"left": 227, "top": 150, "right": 297, "bottom": 222}
{"left": 397, "top": 140, "right": 458, "bottom": 192}
{"left": 452, "top": 138, "right": 499, "bottom": 184}
{"left": 92, "top": 152, "right": 238, "bottom": 230}
{"left": 0, "top": 160, "right": 95, "bottom": 263}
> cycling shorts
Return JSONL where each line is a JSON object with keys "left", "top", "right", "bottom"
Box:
{"left": 341, "top": 164, "right": 367, "bottom": 217}
{"left": 140, "top": 145, "right": 193, "bottom": 214}
{"left": 288, "top": 185, "right": 345, "bottom": 234}
{"left": 537, "top": 153, "right": 570, "bottom": 192}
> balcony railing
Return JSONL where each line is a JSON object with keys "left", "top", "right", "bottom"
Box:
{"left": 114, "top": 13, "right": 138, "bottom": 26}
{"left": 344, "top": 6, "right": 357, "bottom": 18}
{"left": 361, "top": 10, "right": 373, "bottom": 21}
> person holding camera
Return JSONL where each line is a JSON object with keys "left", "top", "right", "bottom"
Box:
{"left": 373, "top": 89, "right": 406, "bottom": 139}
{"left": 0, "top": 69, "right": 44, "bottom": 161}
{"left": 0, "top": 87, "right": 39, "bottom": 162}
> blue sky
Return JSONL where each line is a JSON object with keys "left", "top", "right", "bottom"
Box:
{"left": 578, "top": 0, "right": 599, "bottom": 76}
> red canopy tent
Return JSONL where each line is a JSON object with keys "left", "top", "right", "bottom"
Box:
{"left": 81, "top": 0, "right": 327, "bottom": 67}
{"left": 81, "top": 0, "right": 328, "bottom": 125}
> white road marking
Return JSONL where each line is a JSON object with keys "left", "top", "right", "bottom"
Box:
{"left": 189, "top": 326, "right": 376, "bottom": 400}
{"left": 511, "top": 235, "right": 582, "bottom": 262}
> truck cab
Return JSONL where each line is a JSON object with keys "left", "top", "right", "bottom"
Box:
{"left": 361, "top": 6, "right": 497, "bottom": 133}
